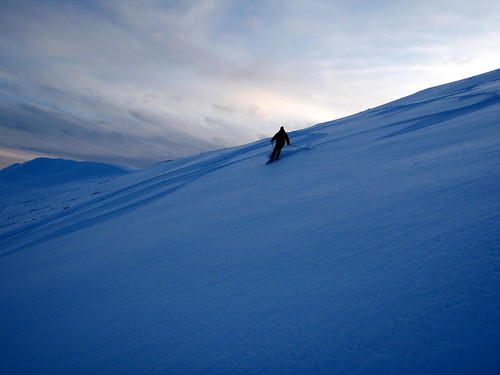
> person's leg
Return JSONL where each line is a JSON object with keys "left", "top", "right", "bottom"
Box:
{"left": 275, "top": 144, "right": 283, "bottom": 160}
{"left": 270, "top": 147, "right": 277, "bottom": 160}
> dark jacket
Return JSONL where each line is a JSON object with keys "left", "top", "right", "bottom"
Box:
{"left": 271, "top": 128, "right": 290, "bottom": 147}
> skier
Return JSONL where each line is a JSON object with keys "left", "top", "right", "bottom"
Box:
{"left": 270, "top": 126, "right": 290, "bottom": 162}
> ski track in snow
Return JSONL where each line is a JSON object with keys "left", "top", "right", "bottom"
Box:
{"left": 0, "top": 142, "right": 267, "bottom": 256}
{"left": 0, "top": 69, "right": 499, "bottom": 374}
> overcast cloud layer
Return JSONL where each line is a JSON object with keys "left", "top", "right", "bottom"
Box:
{"left": 1, "top": 0, "right": 499, "bottom": 168}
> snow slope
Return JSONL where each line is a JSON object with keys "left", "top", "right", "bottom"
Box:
{"left": 0, "top": 158, "right": 133, "bottom": 234}
{"left": 1, "top": 70, "right": 499, "bottom": 374}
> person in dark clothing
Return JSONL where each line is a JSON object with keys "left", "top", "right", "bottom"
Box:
{"left": 270, "top": 126, "right": 290, "bottom": 161}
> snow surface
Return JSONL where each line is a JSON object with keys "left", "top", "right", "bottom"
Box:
{"left": 1, "top": 70, "right": 499, "bottom": 374}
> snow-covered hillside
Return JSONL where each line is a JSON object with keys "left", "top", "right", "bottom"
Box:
{"left": 0, "top": 157, "right": 132, "bottom": 195}
{"left": 0, "top": 158, "right": 133, "bottom": 233}
{"left": 0, "top": 158, "right": 131, "bottom": 185}
{"left": 1, "top": 70, "right": 499, "bottom": 374}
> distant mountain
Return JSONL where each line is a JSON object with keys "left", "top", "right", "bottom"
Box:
{"left": 0, "top": 157, "right": 132, "bottom": 188}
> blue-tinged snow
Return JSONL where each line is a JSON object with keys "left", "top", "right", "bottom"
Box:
{"left": 1, "top": 70, "right": 499, "bottom": 374}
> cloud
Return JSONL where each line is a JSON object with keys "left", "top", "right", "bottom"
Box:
{"left": 1, "top": 0, "right": 499, "bottom": 168}
{"left": 211, "top": 103, "right": 235, "bottom": 114}
{"left": 0, "top": 100, "right": 222, "bottom": 168}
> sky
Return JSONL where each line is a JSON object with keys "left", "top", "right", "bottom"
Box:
{"left": 1, "top": 0, "right": 499, "bottom": 169}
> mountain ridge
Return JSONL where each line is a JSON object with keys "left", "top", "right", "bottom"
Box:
{"left": 0, "top": 157, "right": 132, "bottom": 186}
